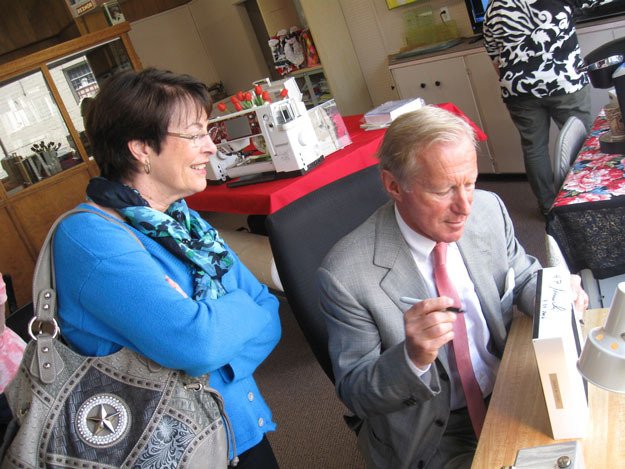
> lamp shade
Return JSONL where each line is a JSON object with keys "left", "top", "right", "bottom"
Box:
{"left": 577, "top": 282, "right": 625, "bottom": 393}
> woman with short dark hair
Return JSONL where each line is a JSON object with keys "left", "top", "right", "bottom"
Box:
{"left": 53, "top": 68, "right": 282, "bottom": 468}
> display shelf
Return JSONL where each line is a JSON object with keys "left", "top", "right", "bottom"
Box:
{"left": 289, "top": 65, "right": 332, "bottom": 108}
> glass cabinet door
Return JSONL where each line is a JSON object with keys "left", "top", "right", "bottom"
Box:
{"left": 0, "top": 37, "right": 134, "bottom": 195}
{"left": 0, "top": 71, "right": 77, "bottom": 194}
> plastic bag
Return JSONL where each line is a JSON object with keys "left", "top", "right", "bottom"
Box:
{"left": 0, "top": 275, "right": 26, "bottom": 393}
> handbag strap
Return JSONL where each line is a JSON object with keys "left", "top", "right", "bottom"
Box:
{"left": 31, "top": 207, "right": 143, "bottom": 383}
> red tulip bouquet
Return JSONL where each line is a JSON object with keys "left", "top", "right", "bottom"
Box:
{"left": 214, "top": 84, "right": 289, "bottom": 115}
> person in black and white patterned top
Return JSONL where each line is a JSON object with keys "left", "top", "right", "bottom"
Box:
{"left": 483, "top": 0, "right": 609, "bottom": 216}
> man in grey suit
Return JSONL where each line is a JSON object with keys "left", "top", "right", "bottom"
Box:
{"left": 318, "top": 106, "right": 588, "bottom": 468}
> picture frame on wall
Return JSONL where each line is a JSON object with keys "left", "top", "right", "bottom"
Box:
{"left": 386, "top": 0, "right": 421, "bottom": 9}
{"left": 65, "top": 0, "right": 97, "bottom": 17}
{"left": 103, "top": 1, "right": 125, "bottom": 25}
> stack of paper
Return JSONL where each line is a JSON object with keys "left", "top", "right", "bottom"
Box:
{"left": 362, "top": 98, "right": 425, "bottom": 129}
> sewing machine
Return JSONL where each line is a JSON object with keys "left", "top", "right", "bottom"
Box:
{"left": 206, "top": 78, "right": 349, "bottom": 186}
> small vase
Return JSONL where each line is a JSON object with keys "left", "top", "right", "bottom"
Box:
{"left": 42, "top": 149, "right": 62, "bottom": 174}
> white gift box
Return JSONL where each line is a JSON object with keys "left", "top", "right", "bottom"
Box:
{"left": 532, "top": 267, "right": 588, "bottom": 440}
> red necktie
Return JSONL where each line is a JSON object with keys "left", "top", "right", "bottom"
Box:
{"left": 433, "top": 242, "right": 486, "bottom": 438}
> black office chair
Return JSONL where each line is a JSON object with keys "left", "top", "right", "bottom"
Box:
{"left": 265, "top": 164, "right": 389, "bottom": 382}
{"left": 2, "top": 273, "right": 33, "bottom": 343}
{"left": 553, "top": 116, "right": 587, "bottom": 192}
{"left": 2, "top": 274, "right": 17, "bottom": 316}
{"left": 5, "top": 304, "right": 33, "bottom": 343}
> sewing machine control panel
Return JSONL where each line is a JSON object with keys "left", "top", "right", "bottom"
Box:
{"left": 210, "top": 111, "right": 261, "bottom": 144}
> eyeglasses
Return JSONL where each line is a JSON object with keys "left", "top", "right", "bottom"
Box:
{"left": 167, "top": 126, "right": 219, "bottom": 148}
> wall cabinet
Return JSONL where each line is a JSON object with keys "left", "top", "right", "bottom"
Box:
{"left": 390, "top": 54, "right": 506, "bottom": 174}
{"left": 0, "top": 24, "right": 142, "bottom": 308}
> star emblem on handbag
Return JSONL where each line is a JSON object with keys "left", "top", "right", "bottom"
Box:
{"left": 76, "top": 394, "right": 130, "bottom": 446}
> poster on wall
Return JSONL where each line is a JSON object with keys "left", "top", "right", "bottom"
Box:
{"left": 65, "top": 0, "right": 102, "bottom": 17}
{"left": 103, "top": 1, "right": 125, "bottom": 25}
{"left": 385, "top": 0, "right": 421, "bottom": 9}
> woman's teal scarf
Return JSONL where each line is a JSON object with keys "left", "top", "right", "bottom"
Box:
{"left": 87, "top": 177, "right": 233, "bottom": 300}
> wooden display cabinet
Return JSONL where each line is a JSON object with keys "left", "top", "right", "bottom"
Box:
{"left": 0, "top": 23, "right": 142, "bottom": 309}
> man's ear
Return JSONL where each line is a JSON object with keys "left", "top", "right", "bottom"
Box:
{"left": 381, "top": 169, "right": 402, "bottom": 203}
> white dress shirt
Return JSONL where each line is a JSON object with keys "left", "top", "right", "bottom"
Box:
{"left": 395, "top": 207, "right": 500, "bottom": 409}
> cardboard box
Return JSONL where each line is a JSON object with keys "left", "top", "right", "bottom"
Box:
{"left": 532, "top": 267, "right": 588, "bottom": 439}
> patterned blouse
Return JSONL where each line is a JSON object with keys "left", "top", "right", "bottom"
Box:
{"left": 483, "top": 0, "right": 604, "bottom": 101}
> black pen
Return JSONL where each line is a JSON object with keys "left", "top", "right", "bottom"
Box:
{"left": 399, "top": 296, "right": 465, "bottom": 313}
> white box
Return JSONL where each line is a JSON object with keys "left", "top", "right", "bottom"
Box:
{"left": 363, "top": 98, "right": 425, "bottom": 126}
{"left": 532, "top": 267, "right": 588, "bottom": 440}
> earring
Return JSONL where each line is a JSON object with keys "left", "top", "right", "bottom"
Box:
{"left": 143, "top": 159, "right": 151, "bottom": 175}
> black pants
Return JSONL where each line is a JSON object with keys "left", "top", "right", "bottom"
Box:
{"left": 233, "top": 435, "right": 279, "bottom": 469}
{"left": 0, "top": 394, "right": 11, "bottom": 446}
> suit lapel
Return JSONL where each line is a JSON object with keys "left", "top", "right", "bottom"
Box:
{"left": 457, "top": 215, "right": 499, "bottom": 331}
{"left": 373, "top": 203, "right": 451, "bottom": 367}
{"left": 374, "top": 204, "right": 427, "bottom": 303}
{"left": 457, "top": 226, "right": 491, "bottom": 297}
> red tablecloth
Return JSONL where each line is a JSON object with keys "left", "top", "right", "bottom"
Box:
{"left": 186, "top": 103, "right": 487, "bottom": 215}
{"left": 186, "top": 115, "right": 384, "bottom": 215}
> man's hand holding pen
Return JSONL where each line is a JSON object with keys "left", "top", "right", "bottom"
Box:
{"left": 402, "top": 296, "right": 460, "bottom": 369}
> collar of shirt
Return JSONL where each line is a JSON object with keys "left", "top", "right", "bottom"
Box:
{"left": 394, "top": 205, "right": 437, "bottom": 294}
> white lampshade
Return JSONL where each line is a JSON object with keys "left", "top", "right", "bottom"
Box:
{"left": 578, "top": 282, "right": 625, "bottom": 393}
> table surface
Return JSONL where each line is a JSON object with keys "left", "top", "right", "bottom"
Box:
{"left": 547, "top": 112, "right": 625, "bottom": 279}
{"left": 472, "top": 308, "right": 625, "bottom": 468}
{"left": 185, "top": 115, "right": 384, "bottom": 215}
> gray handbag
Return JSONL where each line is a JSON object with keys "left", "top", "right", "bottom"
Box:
{"left": 0, "top": 208, "right": 235, "bottom": 468}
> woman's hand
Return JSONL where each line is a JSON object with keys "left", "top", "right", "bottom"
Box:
{"left": 570, "top": 274, "right": 589, "bottom": 313}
